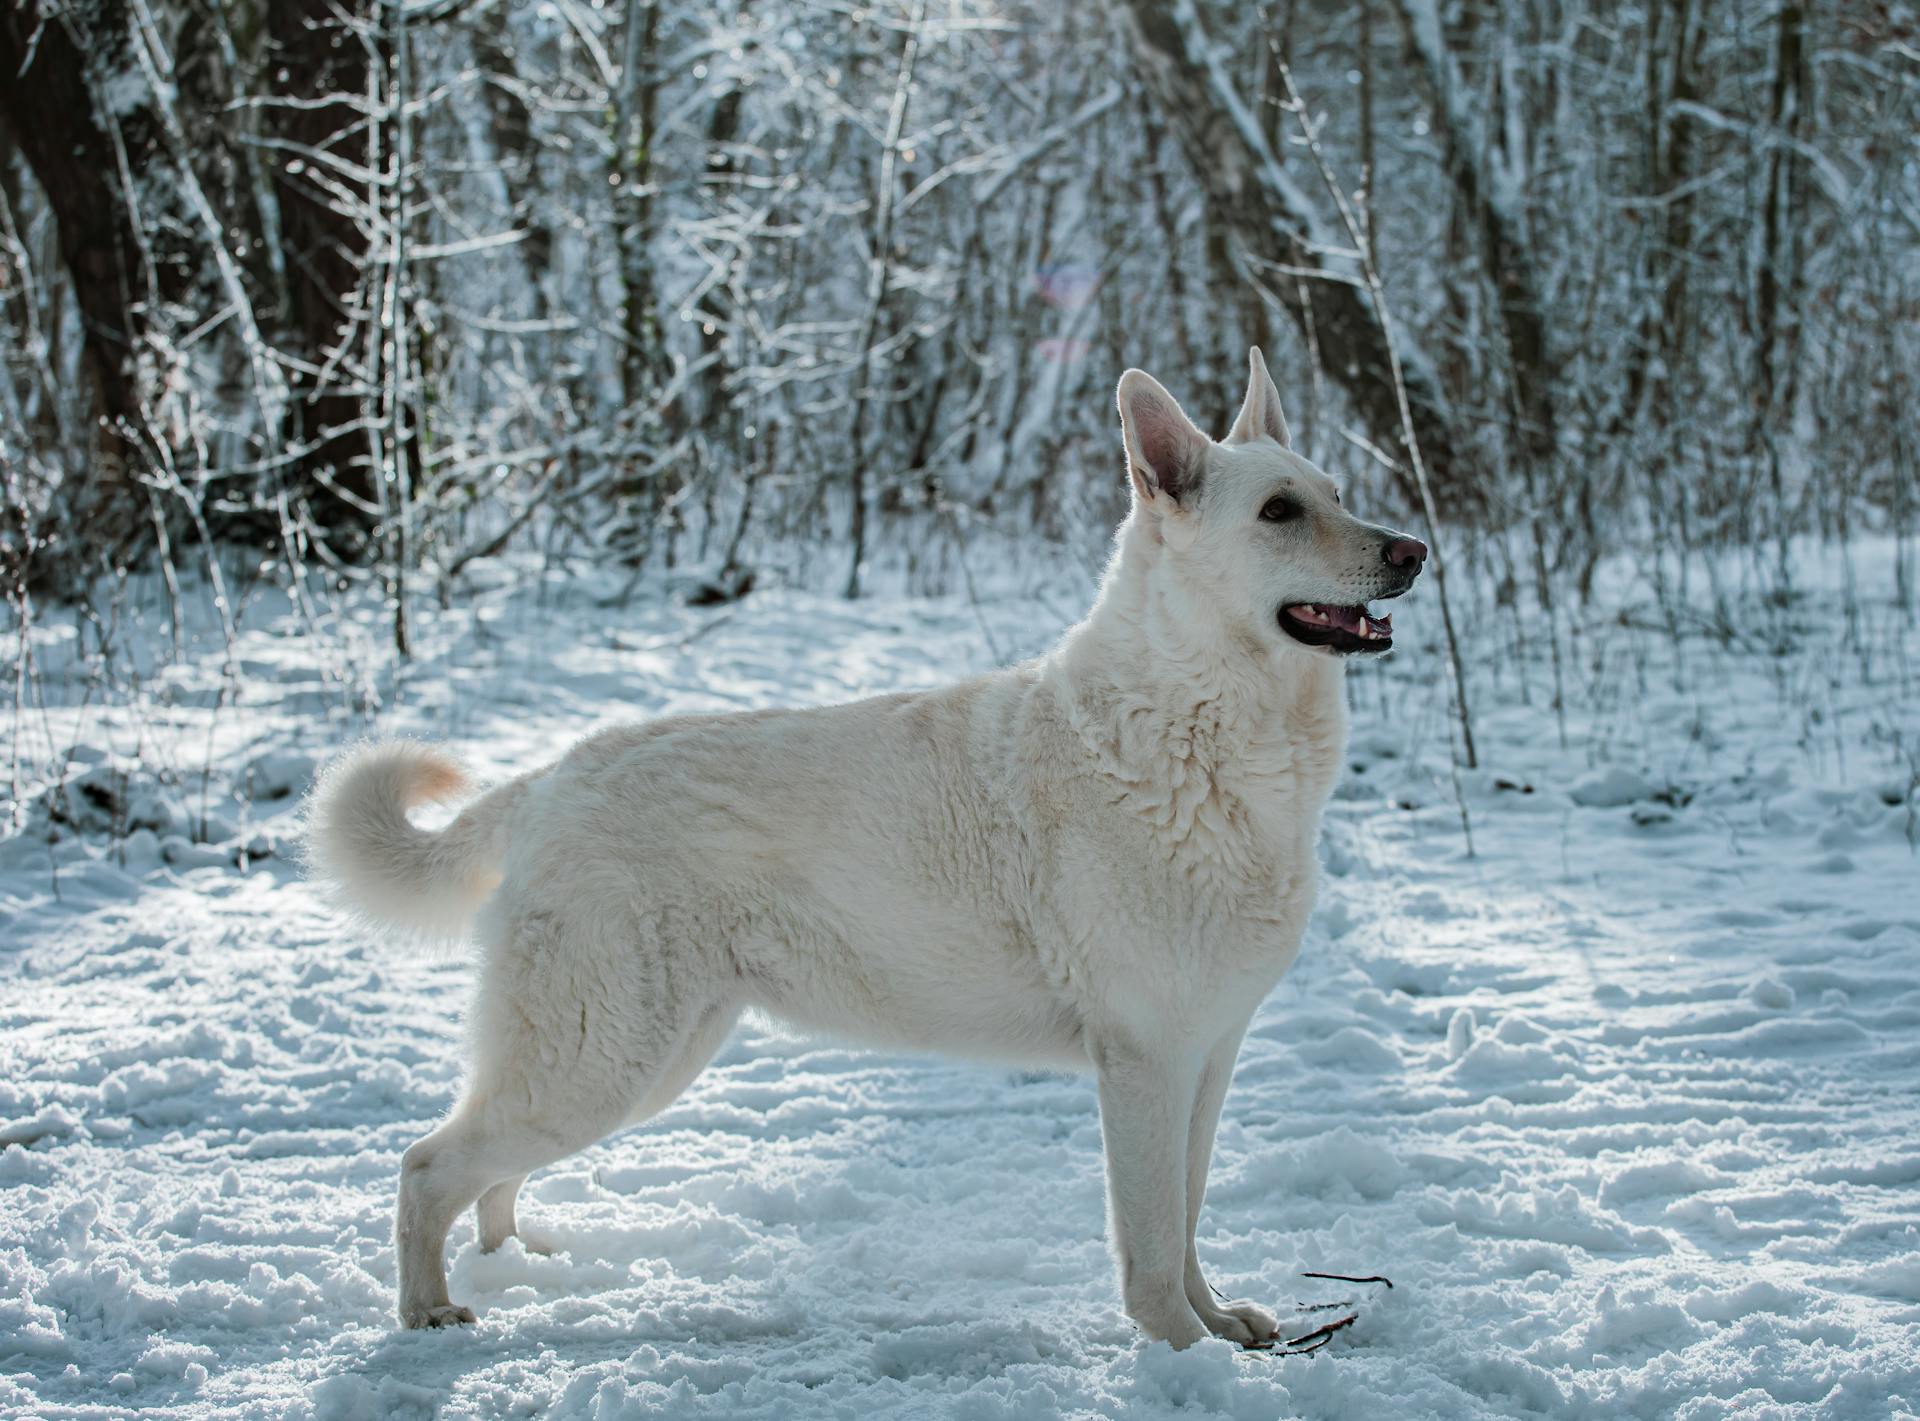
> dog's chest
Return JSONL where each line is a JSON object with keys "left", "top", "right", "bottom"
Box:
{"left": 1145, "top": 718, "right": 1343, "bottom": 939}
{"left": 1203, "top": 751, "right": 1330, "bottom": 894}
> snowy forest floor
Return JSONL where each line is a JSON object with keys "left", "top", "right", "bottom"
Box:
{"left": 3, "top": 539, "right": 1919, "bottom": 1420}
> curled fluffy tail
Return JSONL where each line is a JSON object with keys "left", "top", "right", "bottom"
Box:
{"left": 304, "top": 740, "right": 524, "bottom": 942}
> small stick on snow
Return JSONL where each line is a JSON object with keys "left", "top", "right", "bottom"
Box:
{"left": 1279, "top": 1312, "right": 1359, "bottom": 1355}
{"left": 1300, "top": 1271, "right": 1394, "bottom": 1289}
{"left": 1244, "top": 1311, "right": 1362, "bottom": 1355}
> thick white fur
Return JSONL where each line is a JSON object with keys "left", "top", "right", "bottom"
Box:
{"left": 304, "top": 740, "right": 528, "bottom": 942}
{"left": 307, "top": 348, "right": 1423, "bottom": 1343}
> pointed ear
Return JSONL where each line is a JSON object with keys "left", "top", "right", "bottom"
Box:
{"left": 1226, "top": 346, "right": 1292, "bottom": 448}
{"left": 1117, "top": 369, "right": 1209, "bottom": 506}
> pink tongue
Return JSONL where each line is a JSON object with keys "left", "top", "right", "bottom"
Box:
{"left": 1320, "top": 604, "right": 1364, "bottom": 633}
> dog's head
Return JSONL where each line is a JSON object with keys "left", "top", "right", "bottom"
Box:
{"left": 1115, "top": 348, "right": 1426, "bottom": 658}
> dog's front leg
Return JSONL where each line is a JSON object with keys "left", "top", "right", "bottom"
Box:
{"left": 1182, "top": 1024, "right": 1280, "bottom": 1345}
{"left": 1093, "top": 1036, "right": 1209, "bottom": 1348}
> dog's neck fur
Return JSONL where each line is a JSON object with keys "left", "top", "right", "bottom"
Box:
{"left": 1048, "top": 512, "right": 1347, "bottom": 866}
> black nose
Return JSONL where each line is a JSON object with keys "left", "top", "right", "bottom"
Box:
{"left": 1384, "top": 536, "right": 1428, "bottom": 570}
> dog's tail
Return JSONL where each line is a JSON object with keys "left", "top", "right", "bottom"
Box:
{"left": 304, "top": 740, "right": 528, "bottom": 943}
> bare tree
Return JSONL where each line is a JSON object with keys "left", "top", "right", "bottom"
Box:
{"left": 0, "top": 0, "right": 1911, "bottom": 631}
{"left": 0, "top": 0, "right": 199, "bottom": 553}
{"left": 267, "top": 0, "right": 381, "bottom": 518}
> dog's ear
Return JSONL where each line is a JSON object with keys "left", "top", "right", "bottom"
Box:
{"left": 1226, "top": 346, "right": 1292, "bottom": 448}
{"left": 1117, "top": 369, "right": 1208, "bottom": 507}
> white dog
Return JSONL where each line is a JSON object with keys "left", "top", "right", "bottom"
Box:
{"left": 307, "top": 348, "right": 1426, "bottom": 1346}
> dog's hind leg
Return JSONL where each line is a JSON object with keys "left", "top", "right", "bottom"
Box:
{"left": 397, "top": 1100, "right": 608, "bottom": 1328}
{"left": 397, "top": 913, "right": 739, "bottom": 1329}
{"left": 469, "top": 999, "right": 739, "bottom": 1258}
{"left": 475, "top": 1176, "right": 540, "bottom": 1255}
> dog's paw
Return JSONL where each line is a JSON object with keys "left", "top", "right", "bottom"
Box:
{"left": 401, "top": 1302, "right": 477, "bottom": 1330}
{"left": 1197, "top": 1298, "right": 1281, "bottom": 1347}
{"left": 1133, "top": 1304, "right": 1211, "bottom": 1350}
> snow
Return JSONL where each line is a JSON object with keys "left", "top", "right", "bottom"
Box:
{"left": 3, "top": 544, "right": 1919, "bottom": 1419}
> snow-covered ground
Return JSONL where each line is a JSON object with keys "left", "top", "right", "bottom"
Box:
{"left": 3, "top": 545, "right": 1918, "bottom": 1419}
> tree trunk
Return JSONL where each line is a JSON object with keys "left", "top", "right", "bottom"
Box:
{"left": 615, "top": 0, "right": 668, "bottom": 415}
{"left": 695, "top": 80, "right": 744, "bottom": 559}
{"left": 0, "top": 0, "right": 196, "bottom": 549}
{"left": 1753, "top": 0, "right": 1809, "bottom": 569}
{"left": 268, "top": 0, "right": 379, "bottom": 514}
{"left": 173, "top": 2, "right": 286, "bottom": 326}
{"left": 1622, "top": 0, "right": 1706, "bottom": 437}
{"left": 609, "top": 0, "right": 677, "bottom": 559}
{"left": 1754, "top": 1, "right": 1808, "bottom": 433}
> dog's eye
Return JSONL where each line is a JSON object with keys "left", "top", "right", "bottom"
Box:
{"left": 1259, "top": 496, "right": 1303, "bottom": 524}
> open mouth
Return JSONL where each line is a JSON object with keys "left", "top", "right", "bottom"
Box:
{"left": 1279, "top": 602, "right": 1393, "bottom": 654}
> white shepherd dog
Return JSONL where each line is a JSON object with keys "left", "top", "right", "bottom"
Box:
{"left": 307, "top": 348, "right": 1427, "bottom": 1346}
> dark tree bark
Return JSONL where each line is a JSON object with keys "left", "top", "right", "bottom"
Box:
{"left": 268, "top": 0, "right": 378, "bottom": 512}
{"left": 1121, "top": 0, "right": 1476, "bottom": 506}
{"left": 1754, "top": 0, "right": 1808, "bottom": 428}
{"left": 1623, "top": 0, "right": 1707, "bottom": 435}
{"left": 609, "top": 0, "right": 678, "bottom": 559}
{"left": 1751, "top": 0, "right": 1810, "bottom": 560}
{"left": 615, "top": 0, "right": 669, "bottom": 416}
{"left": 0, "top": 0, "right": 197, "bottom": 545}
{"left": 173, "top": 2, "right": 283, "bottom": 319}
